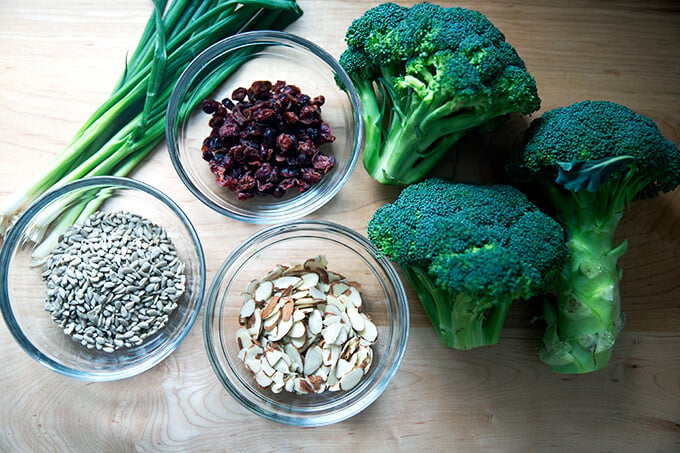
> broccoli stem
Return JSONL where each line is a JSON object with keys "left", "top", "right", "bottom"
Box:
{"left": 403, "top": 265, "right": 511, "bottom": 349}
{"left": 355, "top": 78, "right": 384, "bottom": 170}
{"left": 365, "top": 98, "right": 469, "bottom": 185}
{"left": 363, "top": 77, "right": 521, "bottom": 185}
{"left": 538, "top": 184, "right": 628, "bottom": 373}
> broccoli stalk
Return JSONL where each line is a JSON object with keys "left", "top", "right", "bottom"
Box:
{"left": 340, "top": 2, "right": 540, "bottom": 185}
{"left": 403, "top": 265, "right": 513, "bottom": 349}
{"left": 368, "top": 178, "right": 567, "bottom": 350}
{"left": 511, "top": 100, "right": 680, "bottom": 373}
{"left": 538, "top": 181, "right": 628, "bottom": 372}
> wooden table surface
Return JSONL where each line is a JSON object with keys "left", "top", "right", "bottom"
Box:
{"left": 1, "top": 1, "right": 679, "bottom": 451}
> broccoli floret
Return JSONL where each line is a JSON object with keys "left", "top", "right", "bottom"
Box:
{"left": 368, "top": 178, "right": 567, "bottom": 350}
{"left": 340, "top": 2, "right": 541, "bottom": 185}
{"left": 510, "top": 100, "right": 680, "bottom": 374}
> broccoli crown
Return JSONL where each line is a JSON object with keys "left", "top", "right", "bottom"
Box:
{"left": 339, "top": 2, "right": 541, "bottom": 185}
{"left": 515, "top": 100, "right": 680, "bottom": 199}
{"left": 368, "top": 178, "right": 567, "bottom": 303}
{"left": 340, "top": 2, "right": 540, "bottom": 115}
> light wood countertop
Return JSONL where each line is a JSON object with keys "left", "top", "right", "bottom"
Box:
{"left": 1, "top": 1, "right": 678, "bottom": 451}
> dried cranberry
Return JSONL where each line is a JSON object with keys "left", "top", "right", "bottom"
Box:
{"left": 231, "top": 87, "right": 247, "bottom": 102}
{"left": 201, "top": 99, "right": 220, "bottom": 114}
{"left": 283, "top": 111, "right": 298, "bottom": 124}
{"left": 219, "top": 122, "right": 239, "bottom": 140}
{"left": 279, "top": 178, "right": 298, "bottom": 191}
{"left": 276, "top": 133, "right": 297, "bottom": 153}
{"left": 295, "top": 94, "right": 310, "bottom": 106}
{"left": 221, "top": 97, "right": 235, "bottom": 110}
{"left": 253, "top": 108, "right": 275, "bottom": 122}
{"left": 201, "top": 79, "right": 337, "bottom": 200}
{"left": 313, "top": 153, "right": 335, "bottom": 172}
{"left": 263, "top": 128, "right": 276, "bottom": 148}
{"left": 301, "top": 167, "right": 322, "bottom": 184}
{"left": 319, "top": 123, "right": 335, "bottom": 144}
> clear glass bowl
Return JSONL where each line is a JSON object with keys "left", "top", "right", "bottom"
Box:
{"left": 0, "top": 176, "right": 206, "bottom": 381}
{"left": 203, "top": 220, "right": 409, "bottom": 426}
{"left": 165, "top": 31, "right": 363, "bottom": 223}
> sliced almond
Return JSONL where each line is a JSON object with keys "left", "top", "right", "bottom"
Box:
{"left": 273, "top": 358, "right": 291, "bottom": 374}
{"left": 331, "top": 281, "right": 349, "bottom": 297}
{"left": 325, "top": 294, "right": 344, "bottom": 311}
{"left": 239, "top": 296, "right": 256, "bottom": 319}
{"left": 260, "top": 357, "right": 276, "bottom": 377}
{"left": 271, "top": 377, "right": 285, "bottom": 394}
{"left": 295, "top": 378, "right": 314, "bottom": 394}
{"left": 298, "top": 272, "right": 320, "bottom": 290}
{"left": 271, "top": 318, "right": 293, "bottom": 341}
{"left": 344, "top": 286, "right": 363, "bottom": 308}
{"left": 327, "top": 365, "right": 339, "bottom": 389}
{"left": 262, "top": 310, "right": 281, "bottom": 332}
{"left": 244, "top": 344, "right": 263, "bottom": 362}
{"left": 281, "top": 297, "right": 295, "bottom": 322}
{"left": 335, "top": 358, "right": 354, "bottom": 378}
{"left": 303, "top": 345, "right": 323, "bottom": 376}
{"left": 322, "top": 343, "right": 341, "bottom": 368}
{"left": 324, "top": 303, "right": 342, "bottom": 318}
{"left": 308, "top": 285, "right": 327, "bottom": 301}
{"left": 358, "top": 317, "right": 378, "bottom": 342}
{"left": 289, "top": 320, "right": 306, "bottom": 339}
{"left": 244, "top": 356, "right": 262, "bottom": 375}
{"left": 246, "top": 308, "right": 262, "bottom": 337}
{"left": 260, "top": 295, "right": 280, "bottom": 320}
{"left": 335, "top": 322, "right": 350, "bottom": 346}
{"left": 254, "top": 280, "right": 273, "bottom": 302}
{"left": 304, "top": 255, "right": 328, "bottom": 272}
{"left": 243, "top": 279, "right": 258, "bottom": 298}
{"left": 346, "top": 303, "right": 364, "bottom": 331}
{"left": 273, "top": 276, "right": 301, "bottom": 290}
{"left": 340, "top": 335, "right": 360, "bottom": 360}
{"left": 339, "top": 368, "right": 364, "bottom": 391}
{"left": 265, "top": 348, "right": 283, "bottom": 367}
{"left": 290, "top": 334, "right": 307, "bottom": 349}
{"left": 285, "top": 343, "right": 303, "bottom": 373}
{"left": 254, "top": 370, "right": 273, "bottom": 388}
{"left": 236, "top": 257, "right": 376, "bottom": 396}
{"left": 236, "top": 327, "right": 253, "bottom": 350}
{"left": 322, "top": 322, "right": 343, "bottom": 344}
{"left": 263, "top": 264, "right": 288, "bottom": 282}
{"left": 291, "top": 309, "right": 306, "bottom": 323}
{"left": 356, "top": 345, "right": 373, "bottom": 372}
{"left": 284, "top": 376, "right": 295, "bottom": 393}
{"left": 308, "top": 309, "right": 323, "bottom": 335}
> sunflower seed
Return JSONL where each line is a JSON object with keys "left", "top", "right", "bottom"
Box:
{"left": 42, "top": 210, "right": 186, "bottom": 353}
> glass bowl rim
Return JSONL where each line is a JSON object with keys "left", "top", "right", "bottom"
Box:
{"left": 0, "top": 175, "right": 207, "bottom": 381}
{"left": 202, "top": 219, "right": 410, "bottom": 426}
{"left": 165, "top": 30, "right": 364, "bottom": 224}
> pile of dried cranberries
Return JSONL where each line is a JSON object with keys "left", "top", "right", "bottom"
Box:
{"left": 200, "top": 80, "right": 336, "bottom": 200}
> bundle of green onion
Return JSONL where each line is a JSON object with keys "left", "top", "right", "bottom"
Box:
{"left": 0, "top": 0, "right": 303, "bottom": 262}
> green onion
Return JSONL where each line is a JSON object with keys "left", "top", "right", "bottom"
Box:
{"left": 0, "top": 0, "right": 303, "bottom": 259}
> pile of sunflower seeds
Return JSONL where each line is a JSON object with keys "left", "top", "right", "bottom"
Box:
{"left": 237, "top": 255, "right": 378, "bottom": 395}
{"left": 42, "top": 210, "right": 186, "bottom": 352}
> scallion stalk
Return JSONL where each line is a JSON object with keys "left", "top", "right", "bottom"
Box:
{"left": 0, "top": 0, "right": 303, "bottom": 256}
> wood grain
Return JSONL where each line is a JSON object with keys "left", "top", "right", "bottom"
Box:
{"left": 1, "top": 1, "right": 679, "bottom": 451}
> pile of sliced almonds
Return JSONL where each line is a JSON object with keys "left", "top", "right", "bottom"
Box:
{"left": 236, "top": 255, "right": 378, "bottom": 395}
